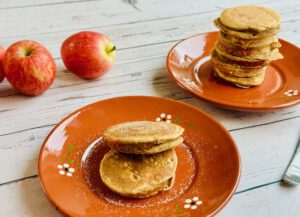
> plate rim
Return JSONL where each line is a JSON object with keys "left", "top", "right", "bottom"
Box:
{"left": 166, "top": 31, "right": 300, "bottom": 112}
{"left": 38, "top": 95, "right": 241, "bottom": 217}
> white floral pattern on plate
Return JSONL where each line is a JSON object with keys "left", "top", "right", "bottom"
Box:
{"left": 284, "top": 89, "right": 298, "bottom": 97}
{"left": 155, "top": 113, "right": 172, "bottom": 123}
{"left": 184, "top": 197, "right": 202, "bottom": 210}
{"left": 57, "top": 163, "right": 75, "bottom": 177}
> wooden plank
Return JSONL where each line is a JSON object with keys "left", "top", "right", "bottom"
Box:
{"left": 0, "top": 0, "right": 298, "bottom": 39}
{"left": 0, "top": 0, "right": 134, "bottom": 38}
{"left": 0, "top": 126, "right": 53, "bottom": 184}
{"left": 0, "top": 3, "right": 299, "bottom": 55}
{"left": 0, "top": 0, "right": 84, "bottom": 9}
{"left": 0, "top": 178, "right": 60, "bottom": 217}
{"left": 230, "top": 117, "right": 300, "bottom": 191}
{"left": 220, "top": 182, "right": 300, "bottom": 217}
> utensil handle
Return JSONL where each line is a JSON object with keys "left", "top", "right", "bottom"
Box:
{"left": 283, "top": 139, "right": 300, "bottom": 185}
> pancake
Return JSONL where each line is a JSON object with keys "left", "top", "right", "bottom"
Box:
{"left": 100, "top": 149, "right": 178, "bottom": 198}
{"left": 103, "top": 121, "right": 184, "bottom": 145}
{"left": 220, "top": 6, "right": 281, "bottom": 32}
{"left": 216, "top": 36, "right": 282, "bottom": 60}
{"left": 215, "top": 67, "right": 266, "bottom": 87}
{"left": 109, "top": 136, "right": 183, "bottom": 154}
{"left": 214, "top": 18, "right": 280, "bottom": 39}
{"left": 211, "top": 52, "right": 266, "bottom": 78}
{"left": 220, "top": 31, "right": 280, "bottom": 48}
{"left": 212, "top": 49, "right": 268, "bottom": 68}
{"left": 215, "top": 47, "right": 282, "bottom": 63}
{"left": 212, "top": 5, "right": 282, "bottom": 88}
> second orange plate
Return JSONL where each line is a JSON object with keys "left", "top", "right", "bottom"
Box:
{"left": 166, "top": 31, "right": 300, "bottom": 111}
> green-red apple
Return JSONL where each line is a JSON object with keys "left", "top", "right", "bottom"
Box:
{"left": 3, "top": 40, "right": 56, "bottom": 96}
{"left": 61, "top": 31, "right": 116, "bottom": 79}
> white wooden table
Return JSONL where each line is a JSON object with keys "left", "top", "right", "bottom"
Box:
{"left": 0, "top": 0, "right": 299, "bottom": 216}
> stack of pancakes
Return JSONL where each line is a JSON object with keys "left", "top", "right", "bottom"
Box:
{"left": 212, "top": 5, "right": 283, "bottom": 87}
{"left": 100, "top": 121, "right": 184, "bottom": 198}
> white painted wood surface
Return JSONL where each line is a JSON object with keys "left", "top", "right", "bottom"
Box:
{"left": 0, "top": 0, "right": 299, "bottom": 216}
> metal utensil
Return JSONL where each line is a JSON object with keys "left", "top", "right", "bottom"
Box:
{"left": 283, "top": 138, "right": 300, "bottom": 185}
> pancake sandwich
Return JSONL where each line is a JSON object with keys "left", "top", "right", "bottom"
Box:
{"left": 100, "top": 121, "right": 184, "bottom": 198}
{"left": 212, "top": 5, "right": 283, "bottom": 87}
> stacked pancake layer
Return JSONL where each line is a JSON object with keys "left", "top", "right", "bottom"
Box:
{"left": 100, "top": 121, "right": 184, "bottom": 198}
{"left": 212, "top": 5, "right": 283, "bottom": 87}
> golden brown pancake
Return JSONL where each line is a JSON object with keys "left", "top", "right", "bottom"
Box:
{"left": 214, "top": 18, "right": 279, "bottom": 39}
{"left": 103, "top": 121, "right": 184, "bottom": 146}
{"left": 100, "top": 149, "right": 178, "bottom": 198}
{"left": 211, "top": 51, "right": 266, "bottom": 78}
{"left": 216, "top": 36, "right": 282, "bottom": 60}
{"left": 212, "top": 49, "right": 268, "bottom": 67}
{"left": 212, "top": 5, "right": 283, "bottom": 88}
{"left": 215, "top": 46, "right": 283, "bottom": 62}
{"left": 220, "top": 31, "right": 280, "bottom": 48}
{"left": 215, "top": 67, "right": 266, "bottom": 87}
{"left": 220, "top": 5, "right": 281, "bottom": 32}
{"left": 109, "top": 136, "right": 183, "bottom": 154}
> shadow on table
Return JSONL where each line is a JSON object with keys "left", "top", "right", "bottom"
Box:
{"left": 280, "top": 181, "right": 298, "bottom": 189}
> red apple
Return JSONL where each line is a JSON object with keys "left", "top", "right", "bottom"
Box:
{"left": 61, "top": 31, "right": 116, "bottom": 79}
{"left": 3, "top": 40, "right": 56, "bottom": 96}
{"left": 0, "top": 46, "right": 5, "bottom": 83}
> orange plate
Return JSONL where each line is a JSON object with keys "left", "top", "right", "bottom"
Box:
{"left": 38, "top": 96, "right": 241, "bottom": 217}
{"left": 166, "top": 31, "right": 300, "bottom": 111}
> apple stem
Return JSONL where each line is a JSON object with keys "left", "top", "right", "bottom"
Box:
{"left": 25, "top": 49, "right": 32, "bottom": 57}
{"left": 108, "top": 46, "right": 116, "bottom": 53}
